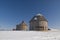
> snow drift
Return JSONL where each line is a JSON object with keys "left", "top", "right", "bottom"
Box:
{"left": 0, "top": 29, "right": 60, "bottom": 40}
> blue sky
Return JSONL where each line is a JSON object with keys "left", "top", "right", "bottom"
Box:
{"left": 0, "top": 0, "right": 60, "bottom": 30}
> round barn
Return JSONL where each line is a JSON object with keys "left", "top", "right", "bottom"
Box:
{"left": 29, "top": 13, "right": 48, "bottom": 31}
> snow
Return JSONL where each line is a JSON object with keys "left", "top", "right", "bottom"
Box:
{"left": 0, "top": 30, "right": 60, "bottom": 40}
{"left": 34, "top": 17, "right": 37, "bottom": 20}
{"left": 36, "top": 13, "right": 43, "bottom": 16}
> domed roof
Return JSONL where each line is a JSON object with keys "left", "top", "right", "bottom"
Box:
{"left": 20, "top": 21, "right": 27, "bottom": 26}
{"left": 30, "top": 13, "right": 48, "bottom": 22}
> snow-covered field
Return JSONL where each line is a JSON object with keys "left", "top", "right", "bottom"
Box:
{"left": 0, "top": 30, "right": 60, "bottom": 40}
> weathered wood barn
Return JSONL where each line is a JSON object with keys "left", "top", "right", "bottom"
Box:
{"left": 29, "top": 14, "right": 48, "bottom": 31}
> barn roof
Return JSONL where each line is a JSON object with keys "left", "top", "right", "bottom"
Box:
{"left": 29, "top": 13, "right": 48, "bottom": 22}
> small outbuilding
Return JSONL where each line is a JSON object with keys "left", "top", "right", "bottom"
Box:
{"left": 16, "top": 21, "right": 28, "bottom": 31}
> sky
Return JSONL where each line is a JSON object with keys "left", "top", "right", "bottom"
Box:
{"left": 0, "top": 0, "right": 60, "bottom": 30}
